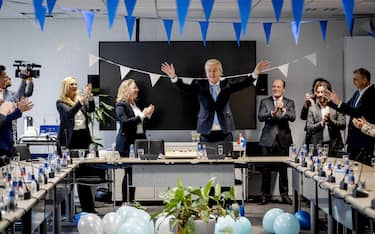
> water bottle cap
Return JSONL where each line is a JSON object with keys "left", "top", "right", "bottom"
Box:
{"left": 9, "top": 190, "right": 15, "bottom": 197}
{"left": 12, "top": 181, "right": 17, "bottom": 187}
{"left": 18, "top": 180, "right": 23, "bottom": 186}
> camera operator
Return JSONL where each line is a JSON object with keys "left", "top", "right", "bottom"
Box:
{"left": 0, "top": 65, "right": 33, "bottom": 157}
{"left": 0, "top": 65, "right": 33, "bottom": 102}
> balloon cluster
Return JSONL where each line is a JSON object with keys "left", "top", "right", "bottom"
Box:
{"left": 76, "top": 206, "right": 154, "bottom": 234}
{"left": 214, "top": 215, "right": 252, "bottom": 234}
{"left": 262, "top": 208, "right": 306, "bottom": 234}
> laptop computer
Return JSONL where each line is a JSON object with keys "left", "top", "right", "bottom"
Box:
{"left": 135, "top": 139, "right": 164, "bottom": 160}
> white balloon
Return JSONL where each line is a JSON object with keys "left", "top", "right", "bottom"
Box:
{"left": 116, "top": 221, "right": 147, "bottom": 234}
{"left": 215, "top": 215, "right": 235, "bottom": 234}
{"left": 102, "top": 212, "right": 122, "bottom": 234}
{"left": 116, "top": 206, "right": 139, "bottom": 222}
{"left": 78, "top": 214, "right": 104, "bottom": 234}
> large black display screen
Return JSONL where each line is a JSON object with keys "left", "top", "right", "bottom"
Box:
{"left": 99, "top": 41, "right": 257, "bottom": 130}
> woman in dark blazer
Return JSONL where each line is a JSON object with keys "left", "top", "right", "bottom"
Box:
{"left": 115, "top": 79, "right": 154, "bottom": 202}
{"left": 56, "top": 76, "right": 99, "bottom": 213}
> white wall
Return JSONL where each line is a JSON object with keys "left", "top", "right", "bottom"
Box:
{"left": 0, "top": 17, "right": 350, "bottom": 149}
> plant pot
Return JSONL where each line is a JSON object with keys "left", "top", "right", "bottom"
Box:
{"left": 194, "top": 218, "right": 215, "bottom": 234}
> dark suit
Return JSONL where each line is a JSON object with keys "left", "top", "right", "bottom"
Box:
{"left": 329, "top": 84, "right": 375, "bottom": 163}
{"left": 173, "top": 75, "right": 256, "bottom": 141}
{"left": 56, "top": 100, "right": 95, "bottom": 148}
{"left": 115, "top": 101, "right": 147, "bottom": 202}
{"left": 258, "top": 96, "right": 295, "bottom": 197}
{"left": 307, "top": 103, "right": 345, "bottom": 156}
{"left": 0, "top": 109, "right": 22, "bottom": 157}
{"left": 115, "top": 101, "right": 147, "bottom": 156}
{"left": 56, "top": 99, "right": 100, "bottom": 212}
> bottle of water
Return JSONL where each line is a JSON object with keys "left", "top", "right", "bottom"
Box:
{"left": 17, "top": 180, "right": 25, "bottom": 201}
{"left": 38, "top": 167, "right": 45, "bottom": 185}
{"left": 7, "top": 189, "right": 17, "bottom": 212}
{"left": 30, "top": 174, "right": 38, "bottom": 193}
{"left": 56, "top": 157, "right": 61, "bottom": 173}
{"left": 299, "top": 150, "right": 305, "bottom": 166}
{"left": 89, "top": 143, "right": 96, "bottom": 158}
{"left": 129, "top": 144, "right": 135, "bottom": 159}
{"left": 202, "top": 144, "right": 208, "bottom": 159}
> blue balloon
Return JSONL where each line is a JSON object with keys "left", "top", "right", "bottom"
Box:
{"left": 262, "top": 208, "right": 284, "bottom": 233}
{"left": 74, "top": 212, "right": 88, "bottom": 226}
{"left": 273, "top": 213, "right": 300, "bottom": 234}
{"left": 295, "top": 210, "right": 311, "bottom": 230}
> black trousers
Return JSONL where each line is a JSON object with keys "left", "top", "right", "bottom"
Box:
{"left": 259, "top": 139, "right": 289, "bottom": 196}
{"left": 200, "top": 130, "right": 233, "bottom": 142}
{"left": 70, "top": 129, "right": 105, "bottom": 212}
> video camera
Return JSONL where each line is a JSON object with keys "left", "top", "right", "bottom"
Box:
{"left": 13, "top": 60, "right": 41, "bottom": 79}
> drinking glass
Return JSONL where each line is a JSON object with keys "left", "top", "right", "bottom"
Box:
{"left": 217, "top": 144, "right": 224, "bottom": 155}
{"left": 137, "top": 148, "right": 144, "bottom": 159}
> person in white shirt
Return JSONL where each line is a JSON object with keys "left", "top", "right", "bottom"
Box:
{"left": 115, "top": 78, "right": 154, "bottom": 202}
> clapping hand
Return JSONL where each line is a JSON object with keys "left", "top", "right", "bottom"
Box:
{"left": 143, "top": 104, "right": 155, "bottom": 118}
{"left": 0, "top": 101, "right": 16, "bottom": 115}
{"left": 352, "top": 117, "right": 367, "bottom": 129}
{"left": 161, "top": 62, "right": 177, "bottom": 79}
{"left": 323, "top": 89, "right": 341, "bottom": 105}
{"left": 17, "top": 97, "right": 33, "bottom": 112}
{"left": 323, "top": 113, "right": 330, "bottom": 124}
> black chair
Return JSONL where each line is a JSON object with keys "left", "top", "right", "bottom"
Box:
{"left": 134, "top": 139, "right": 165, "bottom": 160}
{"left": 201, "top": 141, "right": 233, "bottom": 159}
{"left": 14, "top": 144, "right": 32, "bottom": 161}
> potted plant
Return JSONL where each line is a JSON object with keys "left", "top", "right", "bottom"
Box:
{"left": 87, "top": 94, "right": 115, "bottom": 147}
{"left": 151, "top": 177, "right": 236, "bottom": 234}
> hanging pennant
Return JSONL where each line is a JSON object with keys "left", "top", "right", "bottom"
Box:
{"left": 34, "top": 4, "right": 46, "bottom": 31}
{"left": 291, "top": 21, "right": 301, "bottom": 45}
{"left": 201, "top": 0, "right": 215, "bottom": 22}
{"left": 163, "top": 19, "right": 174, "bottom": 45}
{"left": 237, "top": 0, "right": 252, "bottom": 35}
{"left": 181, "top": 78, "right": 193, "bottom": 85}
{"left": 82, "top": 11, "right": 95, "bottom": 39}
{"left": 271, "top": 0, "right": 284, "bottom": 23}
{"left": 319, "top": 20, "right": 328, "bottom": 41}
{"left": 263, "top": 22, "right": 272, "bottom": 46}
{"left": 0, "top": 0, "right": 3, "bottom": 10}
{"left": 125, "top": 16, "right": 136, "bottom": 41}
{"left": 124, "top": 0, "right": 137, "bottom": 16}
{"left": 232, "top": 22, "right": 242, "bottom": 47}
{"left": 120, "top": 65, "right": 131, "bottom": 79}
{"left": 342, "top": 0, "right": 354, "bottom": 35}
{"left": 176, "top": 0, "right": 191, "bottom": 34}
{"left": 305, "top": 53, "right": 317, "bottom": 66}
{"left": 291, "top": 0, "right": 304, "bottom": 34}
{"left": 107, "top": 0, "right": 119, "bottom": 28}
{"left": 46, "top": 0, "right": 56, "bottom": 15}
{"left": 89, "top": 53, "right": 99, "bottom": 67}
{"left": 199, "top": 21, "right": 209, "bottom": 47}
{"left": 149, "top": 73, "right": 161, "bottom": 87}
{"left": 278, "top": 64, "right": 289, "bottom": 77}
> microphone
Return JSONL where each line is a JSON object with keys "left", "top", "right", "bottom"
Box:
{"left": 352, "top": 163, "right": 368, "bottom": 198}
{"left": 326, "top": 157, "right": 338, "bottom": 183}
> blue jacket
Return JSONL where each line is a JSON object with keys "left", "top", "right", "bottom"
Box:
{"left": 0, "top": 108, "right": 22, "bottom": 155}
{"left": 173, "top": 76, "right": 256, "bottom": 135}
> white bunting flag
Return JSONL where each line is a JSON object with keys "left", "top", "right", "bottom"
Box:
{"left": 88, "top": 53, "right": 99, "bottom": 67}
{"left": 181, "top": 77, "right": 193, "bottom": 85}
{"left": 149, "top": 73, "right": 161, "bottom": 87}
{"left": 305, "top": 53, "right": 317, "bottom": 66}
{"left": 120, "top": 65, "right": 131, "bottom": 79}
{"left": 278, "top": 64, "right": 289, "bottom": 78}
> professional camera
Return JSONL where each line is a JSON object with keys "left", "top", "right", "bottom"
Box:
{"left": 13, "top": 60, "right": 41, "bottom": 79}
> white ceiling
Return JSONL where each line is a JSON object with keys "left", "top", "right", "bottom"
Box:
{"left": 1, "top": 0, "right": 374, "bottom": 22}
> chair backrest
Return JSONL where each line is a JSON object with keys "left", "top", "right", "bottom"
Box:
{"left": 14, "top": 144, "right": 31, "bottom": 160}
{"left": 201, "top": 141, "right": 233, "bottom": 159}
{"left": 135, "top": 139, "right": 165, "bottom": 159}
